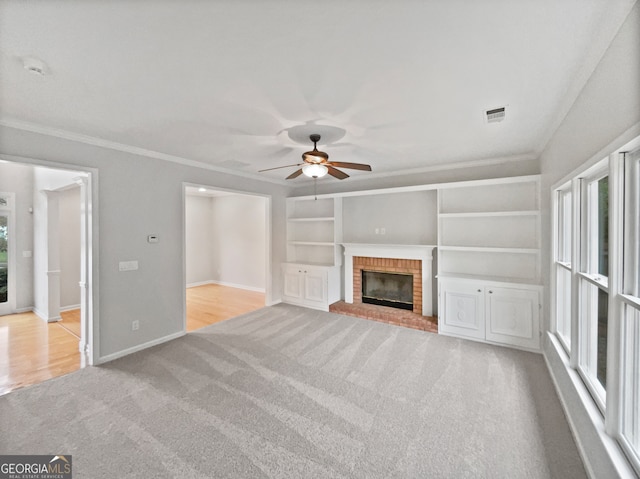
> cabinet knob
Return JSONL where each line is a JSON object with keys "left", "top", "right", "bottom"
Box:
{"left": 488, "top": 290, "right": 493, "bottom": 294}
{"left": 477, "top": 289, "right": 481, "bottom": 293}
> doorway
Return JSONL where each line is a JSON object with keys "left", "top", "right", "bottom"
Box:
{"left": 0, "top": 193, "right": 15, "bottom": 316}
{"left": 0, "top": 157, "right": 96, "bottom": 394}
{"left": 183, "top": 184, "right": 270, "bottom": 331}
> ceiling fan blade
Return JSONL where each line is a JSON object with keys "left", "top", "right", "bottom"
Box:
{"left": 286, "top": 169, "right": 304, "bottom": 179}
{"left": 326, "top": 166, "right": 349, "bottom": 180}
{"left": 258, "top": 163, "right": 303, "bottom": 172}
{"left": 328, "top": 161, "right": 372, "bottom": 171}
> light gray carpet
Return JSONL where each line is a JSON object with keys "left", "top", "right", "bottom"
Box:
{"left": 0, "top": 304, "right": 586, "bottom": 478}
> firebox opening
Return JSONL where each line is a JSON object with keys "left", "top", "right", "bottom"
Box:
{"left": 361, "top": 270, "right": 413, "bottom": 311}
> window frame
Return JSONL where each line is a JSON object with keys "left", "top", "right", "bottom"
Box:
{"left": 577, "top": 163, "right": 610, "bottom": 410}
{"left": 552, "top": 183, "right": 573, "bottom": 353}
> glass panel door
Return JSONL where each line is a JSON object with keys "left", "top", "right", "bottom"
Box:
{"left": 0, "top": 214, "right": 8, "bottom": 312}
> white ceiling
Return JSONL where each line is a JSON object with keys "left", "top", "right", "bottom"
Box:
{"left": 0, "top": 1, "right": 635, "bottom": 185}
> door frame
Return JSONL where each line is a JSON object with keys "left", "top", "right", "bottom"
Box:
{"left": 181, "top": 182, "right": 272, "bottom": 333}
{"left": 0, "top": 154, "right": 99, "bottom": 366}
{"left": 0, "top": 192, "right": 16, "bottom": 316}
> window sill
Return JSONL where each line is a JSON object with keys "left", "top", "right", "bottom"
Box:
{"left": 546, "top": 332, "right": 638, "bottom": 478}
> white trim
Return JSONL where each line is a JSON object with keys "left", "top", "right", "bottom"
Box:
{"left": 0, "top": 118, "right": 286, "bottom": 185}
{"left": 290, "top": 152, "right": 539, "bottom": 186}
{"left": 60, "top": 303, "right": 81, "bottom": 312}
{"left": 0, "top": 193, "right": 16, "bottom": 315}
{"left": 0, "top": 153, "right": 100, "bottom": 366}
{"left": 186, "top": 279, "right": 266, "bottom": 293}
{"left": 546, "top": 333, "right": 638, "bottom": 479}
{"left": 290, "top": 174, "right": 541, "bottom": 200}
{"left": 32, "top": 307, "right": 61, "bottom": 323}
{"left": 97, "top": 331, "right": 185, "bottom": 365}
{"left": 550, "top": 122, "right": 640, "bottom": 191}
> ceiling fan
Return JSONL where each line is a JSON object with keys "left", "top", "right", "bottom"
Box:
{"left": 259, "top": 134, "right": 372, "bottom": 180}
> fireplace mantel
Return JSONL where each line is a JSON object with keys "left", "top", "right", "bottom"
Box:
{"left": 341, "top": 243, "right": 436, "bottom": 316}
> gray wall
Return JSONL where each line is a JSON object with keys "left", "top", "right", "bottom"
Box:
{"left": 343, "top": 190, "right": 437, "bottom": 245}
{"left": 211, "top": 194, "right": 266, "bottom": 291}
{"left": 0, "top": 126, "right": 288, "bottom": 360}
{"left": 185, "top": 195, "right": 214, "bottom": 285}
{"left": 0, "top": 162, "right": 33, "bottom": 310}
{"left": 185, "top": 193, "right": 266, "bottom": 291}
{"left": 539, "top": 3, "right": 640, "bottom": 477}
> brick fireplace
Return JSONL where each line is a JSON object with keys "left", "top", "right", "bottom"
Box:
{"left": 353, "top": 256, "right": 422, "bottom": 314}
{"left": 341, "top": 243, "right": 435, "bottom": 316}
{"left": 331, "top": 244, "right": 437, "bottom": 332}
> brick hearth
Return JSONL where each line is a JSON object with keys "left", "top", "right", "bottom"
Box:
{"left": 331, "top": 255, "right": 437, "bottom": 333}
{"left": 330, "top": 301, "right": 438, "bottom": 333}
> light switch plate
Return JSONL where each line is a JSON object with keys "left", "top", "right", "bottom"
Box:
{"left": 119, "top": 260, "right": 139, "bottom": 272}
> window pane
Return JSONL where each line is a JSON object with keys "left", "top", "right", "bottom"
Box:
{"left": 621, "top": 304, "right": 640, "bottom": 458}
{"left": 556, "top": 265, "right": 571, "bottom": 348}
{"left": 597, "top": 288, "right": 608, "bottom": 387}
{"left": 558, "top": 190, "right": 572, "bottom": 263}
{"left": 579, "top": 280, "right": 608, "bottom": 395}
{"left": 598, "top": 177, "right": 609, "bottom": 277}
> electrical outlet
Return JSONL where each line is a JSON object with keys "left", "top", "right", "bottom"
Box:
{"left": 375, "top": 228, "right": 380, "bottom": 234}
{"left": 132, "top": 320, "right": 139, "bottom": 331}
{"left": 381, "top": 227, "right": 386, "bottom": 235}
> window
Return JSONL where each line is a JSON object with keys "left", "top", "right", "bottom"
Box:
{"left": 577, "top": 167, "right": 609, "bottom": 403}
{"left": 553, "top": 185, "right": 572, "bottom": 350}
{"left": 551, "top": 143, "right": 640, "bottom": 474}
{"left": 620, "top": 147, "right": 640, "bottom": 468}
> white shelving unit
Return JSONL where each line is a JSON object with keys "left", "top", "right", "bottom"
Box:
{"left": 437, "top": 175, "right": 543, "bottom": 350}
{"left": 286, "top": 197, "right": 342, "bottom": 266}
{"left": 437, "top": 176, "right": 541, "bottom": 284}
{"left": 282, "top": 197, "right": 342, "bottom": 311}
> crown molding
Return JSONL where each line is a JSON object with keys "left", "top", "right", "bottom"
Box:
{"left": 0, "top": 117, "right": 288, "bottom": 186}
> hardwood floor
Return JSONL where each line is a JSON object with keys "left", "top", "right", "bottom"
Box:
{"left": 0, "top": 284, "right": 265, "bottom": 396}
{"left": 0, "top": 312, "right": 81, "bottom": 396}
{"left": 186, "top": 283, "right": 265, "bottom": 332}
{"left": 59, "top": 308, "right": 81, "bottom": 338}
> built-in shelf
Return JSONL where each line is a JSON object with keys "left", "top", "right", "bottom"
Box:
{"left": 437, "top": 272, "right": 542, "bottom": 286}
{"left": 288, "top": 217, "right": 335, "bottom": 222}
{"left": 438, "top": 246, "right": 540, "bottom": 254}
{"left": 286, "top": 197, "right": 343, "bottom": 266}
{"left": 439, "top": 210, "right": 539, "bottom": 218}
{"left": 288, "top": 241, "right": 335, "bottom": 246}
{"left": 437, "top": 175, "right": 541, "bottom": 284}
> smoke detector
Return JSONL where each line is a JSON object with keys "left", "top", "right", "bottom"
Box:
{"left": 22, "top": 56, "right": 47, "bottom": 76}
{"left": 486, "top": 107, "right": 506, "bottom": 123}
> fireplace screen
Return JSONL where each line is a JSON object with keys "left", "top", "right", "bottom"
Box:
{"left": 361, "top": 270, "right": 413, "bottom": 311}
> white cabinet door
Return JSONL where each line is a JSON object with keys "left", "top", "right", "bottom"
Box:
{"left": 283, "top": 267, "right": 304, "bottom": 302}
{"left": 282, "top": 264, "right": 329, "bottom": 310}
{"left": 303, "top": 270, "right": 328, "bottom": 306}
{"left": 485, "top": 287, "right": 540, "bottom": 349}
{"left": 440, "top": 280, "right": 485, "bottom": 339}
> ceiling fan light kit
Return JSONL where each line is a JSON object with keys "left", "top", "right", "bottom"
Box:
{"left": 260, "top": 133, "right": 372, "bottom": 181}
{"left": 302, "top": 163, "right": 328, "bottom": 178}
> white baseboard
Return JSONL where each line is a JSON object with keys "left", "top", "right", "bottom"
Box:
{"left": 187, "top": 279, "right": 265, "bottom": 293}
{"left": 97, "top": 330, "right": 185, "bottom": 365}
{"left": 186, "top": 280, "right": 214, "bottom": 288}
{"left": 33, "top": 307, "right": 61, "bottom": 322}
{"left": 60, "top": 303, "right": 81, "bottom": 312}
{"left": 14, "top": 306, "right": 34, "bottom": 314}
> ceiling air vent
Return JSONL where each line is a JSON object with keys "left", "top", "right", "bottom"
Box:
{"left": 486, "top": 107, "right": 506, "bottom": 123}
